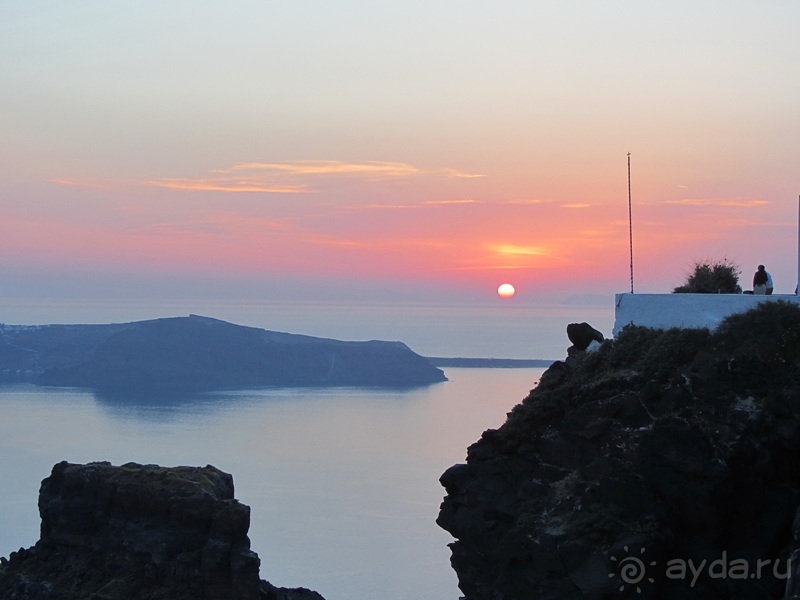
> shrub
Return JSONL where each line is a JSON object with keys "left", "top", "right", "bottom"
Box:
{"left": 711, "top": 300, "right": 800, "bottom": 389}
{"left": 673, "top": 258, "right": 742, "bottom": 294}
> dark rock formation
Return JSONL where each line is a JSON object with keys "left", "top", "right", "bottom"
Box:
{"left": 0, "top": 314, "right": 446, "bottom": 391}
{"left": 566, "top": 322, "right": 605, "bottom": 352}
{"left": 437, "top": 301, "right": 800, "bottom": 599}
{"left": 0, "top": 461, "right": 325, "bottom": 600}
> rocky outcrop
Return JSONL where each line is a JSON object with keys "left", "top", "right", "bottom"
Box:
{"left": 566, "top": 322, "right": 604, "bottom": 352}
{"left": 0, "top": 314, "right": 446, "bottom": 391}
{"left": 437, "top": 301, "right": 800, "bottom": 599}
{"left": 0, "top": 461, "right": 325, "bottom": 600}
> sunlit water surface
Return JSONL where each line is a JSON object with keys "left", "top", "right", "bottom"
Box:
{"left": 0, "top": 368, "right": 546, "bottom": 600}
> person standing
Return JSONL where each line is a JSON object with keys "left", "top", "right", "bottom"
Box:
{"left": 753, "top": 265, "right": 770, "bottom": 295}
{"left": 765, "top": 268, "right": 774, "bottom": 295}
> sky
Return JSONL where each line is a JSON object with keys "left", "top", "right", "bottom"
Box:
{"left": 2, "top": 1, "right": 800, "bottom": 321}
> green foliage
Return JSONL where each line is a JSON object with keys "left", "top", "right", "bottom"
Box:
{"left": 497, "top": 300, "right": 800, "bottom": 560}
{"left": 505, "top": 301, "right": 800, "bottom": 442}
{"left": 715, "top": 300, "right": 800, "bottom": 351}
{"left": 673, "top": 258, "right": 742, "bottom": 294}
{"left": 503, "top": 325, "right": 712, "bottom": 442}
{"left": 616, "top": 326, "right": 711, "bottom": 381}
{"left": 560, "top": 325, "right": 710, "bottom": 385}
{"left": 711, "top": 300, "right": 800, "bottom": 389}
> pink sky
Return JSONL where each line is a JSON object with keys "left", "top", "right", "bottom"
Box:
{"left": 2, "top": 2, "right": 799, "bottom": 314}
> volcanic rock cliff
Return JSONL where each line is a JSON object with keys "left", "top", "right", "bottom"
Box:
{"left": 437, "top": 300, "right": 800, "bottom": 599}
{"left": 0, "top": 461, "right": 325, "bottom": 600}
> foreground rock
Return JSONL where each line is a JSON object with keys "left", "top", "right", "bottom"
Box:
{"left": 566, "top": 321, "right": 604, "bottom": 352}
{"left": 0, "top": 314, "right": 446, "bottom": 392}
{"left": 0, "top": 461, "right": 325, "bottom": 600}
{"left": 437, "top": 301, "right": 800, "bottom": 599}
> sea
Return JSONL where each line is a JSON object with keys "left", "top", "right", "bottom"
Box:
{"left": 0, "top": 299, "right": 615, "bottom": 600}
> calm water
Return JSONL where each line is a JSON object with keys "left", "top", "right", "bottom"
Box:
{"left": 0, "top": 298, "right": 615, "bottom": 359}
{"left": 0, "top": 367, "right": 546, "bottom": 600}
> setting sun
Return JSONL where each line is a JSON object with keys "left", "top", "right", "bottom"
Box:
{"left": 497, "top": 283, "right": 516, "bottom": 298}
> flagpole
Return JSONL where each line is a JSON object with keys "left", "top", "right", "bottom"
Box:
{"left": 628, "top": 153, "right": 634, "bottom": 294}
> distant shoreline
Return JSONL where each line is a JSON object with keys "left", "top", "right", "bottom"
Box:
{"left": 426, "top": 357, "right": 555, "bottom": 369}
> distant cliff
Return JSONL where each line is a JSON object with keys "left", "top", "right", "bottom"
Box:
{"left": 437, "top": 300, "right": 800, "bottom": 599}
{"left": 0, "top": 461, "right": 324, "bottom": 600}
{"left": 0, "top": 315, "right": 446, "bottom": 392}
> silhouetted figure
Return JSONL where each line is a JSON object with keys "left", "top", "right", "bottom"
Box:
{"left": 753, "top": 264, "right": 772, "bottom": 295}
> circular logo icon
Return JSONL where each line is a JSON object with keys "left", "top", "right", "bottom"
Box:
{"left": 609, "top": 545, "right": 656, "bottom": 593}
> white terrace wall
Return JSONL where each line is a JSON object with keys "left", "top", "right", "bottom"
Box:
{"left": 613, "top": 293, "right": 800, "bottom": 337}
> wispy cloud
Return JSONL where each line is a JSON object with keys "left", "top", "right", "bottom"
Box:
{"left": 508, "top": 198, "right": 551, "bottom": 205}
{"left": 211, "top": 160, "right": 483, "bottom": 180}
{"left": 50, "top": 177, "right": 110, "bottom": 188}
{"left": 422, "top": 198, "right": 478, "bottom": 205}
{"left": 336, "top": 198, "right": 480, "bottom": 213}
{"left": 300, "top": 235, "right": 450, "bottom": 253}
{"left": 561, "top": 203, "right": 593, "bottom": 209}
{"left": 455, "top": 264, "right": 547, "bottom": 271}
{"left": 664, "top": 198, "right": 771, "bottom": 207}
{"left": 212, "top": 160, "right": 423, "bottom": 178}
{"left": 436, "top": 167, "right": 485, "bottom": 179}
{"left": 145, "top": 179, "right": 310, "bottom": 193}
{"left": 490, "top": 244, "right": 548, "bottom": 257}
{"left": 143, "top": 160, "right": 484, "bottom": 194}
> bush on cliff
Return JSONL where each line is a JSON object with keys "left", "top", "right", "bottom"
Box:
{"left": 672, "top": 258, "right": 742, "bottom": 294}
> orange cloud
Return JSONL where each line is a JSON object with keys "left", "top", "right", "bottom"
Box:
{"left": 342, "top": 198, "right": 479, "bottom": 212}
{"left": 508, "top": 199, "right": 551, "bottom": 205}
{"left": 142, "top": 160, "right": 483, "bottom": 195}
{"left": 49, "top": 177, "right": 110, "bottom": 188}
{"left": 211, "top": 160, "right": 483, "bottom": 179}
{"left": 422, "top": 199, "right": 478, "bottom": 205}
{"left": 213, "top": 160, "right": 420, "bottom": 178}
{"left": 443, "top": 243, "right": 557, "bottom": 272}
{"left": 144, "top": 179, "right": 310, "bottom": 193}
{"left": 490, "top": 244, "right": 548, "bottom": 257}
{"left": 436, "top": 167, "right": 485, "bottom": 179}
